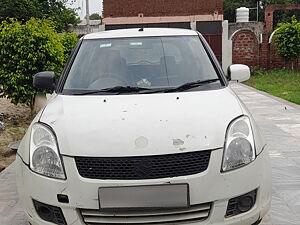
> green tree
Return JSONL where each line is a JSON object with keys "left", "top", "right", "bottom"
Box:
{"left": 224, "top": 0, "right": 259, "bottom": 22}
{"left": 262, "top": 0, "right": 300, "bottom": 26}
{"left": 0, "top": 18, "right": 77, "bottom": 110}
{"left": 0, "top": 0, "right": 80, "bottom": 32}
{"left": 224, "top": 0, "right": 300, "bottom": 23}
{"left": 39, "top": 0, "right": 81, "bottom": 32}
{"left": 274, "top": 17, "right": 300, "bottom": 69}
{"left": 261, "top": 0, "right": 298, "bottom": 7}
{"left": 0, "top": 0, "right": 41, "bottom": 21}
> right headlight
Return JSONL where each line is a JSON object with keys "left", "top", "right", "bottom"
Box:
{"left": 222, "top": 116, "right": 256, "bottom": 172}
{"left": 30, "top": 123, "right": 66, "bottom": 179}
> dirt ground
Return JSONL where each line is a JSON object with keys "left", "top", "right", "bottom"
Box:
{"left": 0, "top": 98, "right": 32, "bottom": 172}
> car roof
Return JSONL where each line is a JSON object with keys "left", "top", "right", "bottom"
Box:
{"left": 83, "top": 28, "right": 198, "bottom": 40}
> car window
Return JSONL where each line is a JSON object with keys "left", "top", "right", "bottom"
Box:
{"left": 63, "top": 36, "right": 220, "bottom": 93}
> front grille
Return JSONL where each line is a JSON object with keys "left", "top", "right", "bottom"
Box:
{"left": 75, "top": 150, "right": 211, "bottom": 180}
{"left": 80, "top": 203, "right": 212, "bottom": 224}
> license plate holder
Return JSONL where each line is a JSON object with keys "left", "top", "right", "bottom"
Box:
{"left": 98, "top": 184, "right": 189, "bottom": 210}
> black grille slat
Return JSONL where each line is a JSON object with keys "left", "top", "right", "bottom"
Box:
{"left": 75, "top": 151, "right": 211, "bottom": 180}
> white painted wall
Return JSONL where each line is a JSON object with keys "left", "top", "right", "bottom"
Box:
{"left": 190, "top": 22, "right": 197, "bottom": 31}
{"left": 222, "top": 20, "right": 232, "bottom": 75}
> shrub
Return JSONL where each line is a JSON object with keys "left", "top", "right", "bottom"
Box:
{"left": 0, "top": 18, "right": 77, "bottom": 111}
{"left": 59, "top": 32, "right": 78, "bottom": 62}
{"left": 274, "top": 17, "right": 300, "bottom": 69}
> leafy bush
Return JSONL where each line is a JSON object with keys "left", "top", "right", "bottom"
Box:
{"left": 274, "top": 17, "right": 300, "bottom": 68}
{"left": 0, "top": 18, "right": 78, "bottom": 110}
{"left": 59, "top": 32, "right": 78, "bottom": 62}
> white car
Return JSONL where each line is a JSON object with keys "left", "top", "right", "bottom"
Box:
{"left": 16, "top": 28, "right": 271, "bottom": 225}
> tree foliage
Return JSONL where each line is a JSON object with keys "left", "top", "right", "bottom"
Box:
{"left": 224, "top": 0, "right": 300, "bottom": 23}
{"left": 39, "top": 0, "right": 81, "bottom": 32}
{"left": 0, "top": 0, "right": 41, "bottom": 21}
{"left": 224, "top": 0, "right": 257, "bottom": 22}
{"left": 0, "top": 0, "right": 80, "bottom": 32}
{"left": 0, "top": 18, "right": 78, "bottom": 109}
{"left": 266, "top": 0, "right": 300, "bottom": 26}
{"left": 274, "top": 17, "right": 300, "bottom": 67}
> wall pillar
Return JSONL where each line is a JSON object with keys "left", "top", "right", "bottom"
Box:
{"left": 222, "top": 20, "right": 232, "bottom": 75}
{"left": 190, "top": 22, "right": 197, "bottom": 31}
{"left": 259, "top": 33, "right": 270, "bottom": 70}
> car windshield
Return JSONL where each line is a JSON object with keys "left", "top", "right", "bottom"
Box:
{"left": 63, "top": 36, "right": 221, "bottom": 94}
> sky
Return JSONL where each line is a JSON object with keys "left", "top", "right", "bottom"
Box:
{"left": 67, "top": 0, "right": 103, "bottom": 19}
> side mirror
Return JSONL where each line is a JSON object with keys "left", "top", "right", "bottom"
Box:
{"left": 33, "top": 71, "right": 56, "bottom": 91}
{"left": 227, "top": 64, "right": 250, "bottom": 82}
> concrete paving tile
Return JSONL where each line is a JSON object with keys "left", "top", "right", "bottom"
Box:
{"left": 231, "top": 83, "right": 300, "bottom": 225}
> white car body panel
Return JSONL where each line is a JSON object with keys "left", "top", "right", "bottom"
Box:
{"left": 39, "top": 87, "right": 242, "bottom": 157}
{"left": 84, "top": 28, "right": 197, "bottom": 40}
{"left": 16, "top": 147, "right": 271, "bottom": 225}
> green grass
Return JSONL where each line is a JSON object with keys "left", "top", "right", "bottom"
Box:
{"left": 243, "top": 69, "right": 300, "bottom": 105}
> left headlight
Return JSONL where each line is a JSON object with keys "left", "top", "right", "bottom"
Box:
{"left": 222, "top": 116, "right": 256, "bottom": 172}
{"left": 30, "top": 123, "right": 66, "bottom": 179}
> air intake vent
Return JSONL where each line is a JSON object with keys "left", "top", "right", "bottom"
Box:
{"left": 80, "top": 202, "right": 212, "bottom": 224}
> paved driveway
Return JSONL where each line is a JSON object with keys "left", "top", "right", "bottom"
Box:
{"left": 0, "top": 83, "right": 300, "bottom": 225}
{"left": 231, "top": 83, "right": 300, "bottom": 225}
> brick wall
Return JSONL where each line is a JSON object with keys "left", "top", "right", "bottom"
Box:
{"left": 232, "top": 30, "right": 259, "bottom": 67}
{"left": 265, "top": 5, "right": 300, "bottom": 31}
{"left": 259, "top": 33, "right": 269, "bottom": 70}
{"left": 103, "top": 0, "right": 223, "bottom": 18}
{"left": 230, "top": 5, "right": 300, "bottom": 70}
{"left": 269, "top": 42, "right": 285, "bottom": 70}
{"left": 232, "top": 30, "right": 298, "bottom": 70}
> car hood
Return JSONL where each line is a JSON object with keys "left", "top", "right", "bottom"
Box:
{"left": 40, "top": 87, "right": 243, "bottom": 157}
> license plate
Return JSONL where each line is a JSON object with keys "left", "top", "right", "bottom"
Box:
{"left": 98, "top": 184, "right": 189, "bottom": 210}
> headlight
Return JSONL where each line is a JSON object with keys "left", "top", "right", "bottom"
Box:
{"left": 30, "top": 123, "right": 66, "bottom": 179}
{"left": 222, "top": 116, "right": 256, "bottom": 172}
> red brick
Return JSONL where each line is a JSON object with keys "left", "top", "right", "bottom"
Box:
{"left": 103, "top": 0, "right": 223, "bottom": 17}
{"left": 232, "top": 30, "right": 259, "bottom": 67}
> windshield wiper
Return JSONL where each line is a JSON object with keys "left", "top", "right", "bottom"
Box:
{"left": 73, "top": 86, "right": 151, "bottom": 95}
{"left": 71, "top": 79, "right": 220, "bottom": 95}
{"left": 164, "top": 78, "right": 220, "bottom": 93}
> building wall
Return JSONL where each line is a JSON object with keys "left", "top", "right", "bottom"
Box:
{"left": 105, "top": 22, "right": 191, "bottom": 30}
{"left": 232, "top": 30, "right": 259, "bottom": 67}
{"left": 103, "top": 0, "right": 223, "bottom": 18}
{"left": 196, "top": 22, "right": 223, "bottom": 63}
{"left": 229, "top": 22, "right": 296, "bottom": 70}
{"left": 229, "top": 22, "right": 264, "bottom": 41}
{"left": 269, "top": 41, "right": 285, "bottom": 70}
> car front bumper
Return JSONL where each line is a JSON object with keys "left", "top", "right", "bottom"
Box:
{"left": 16, "top": 148, "right": 271, "bottom": 225}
